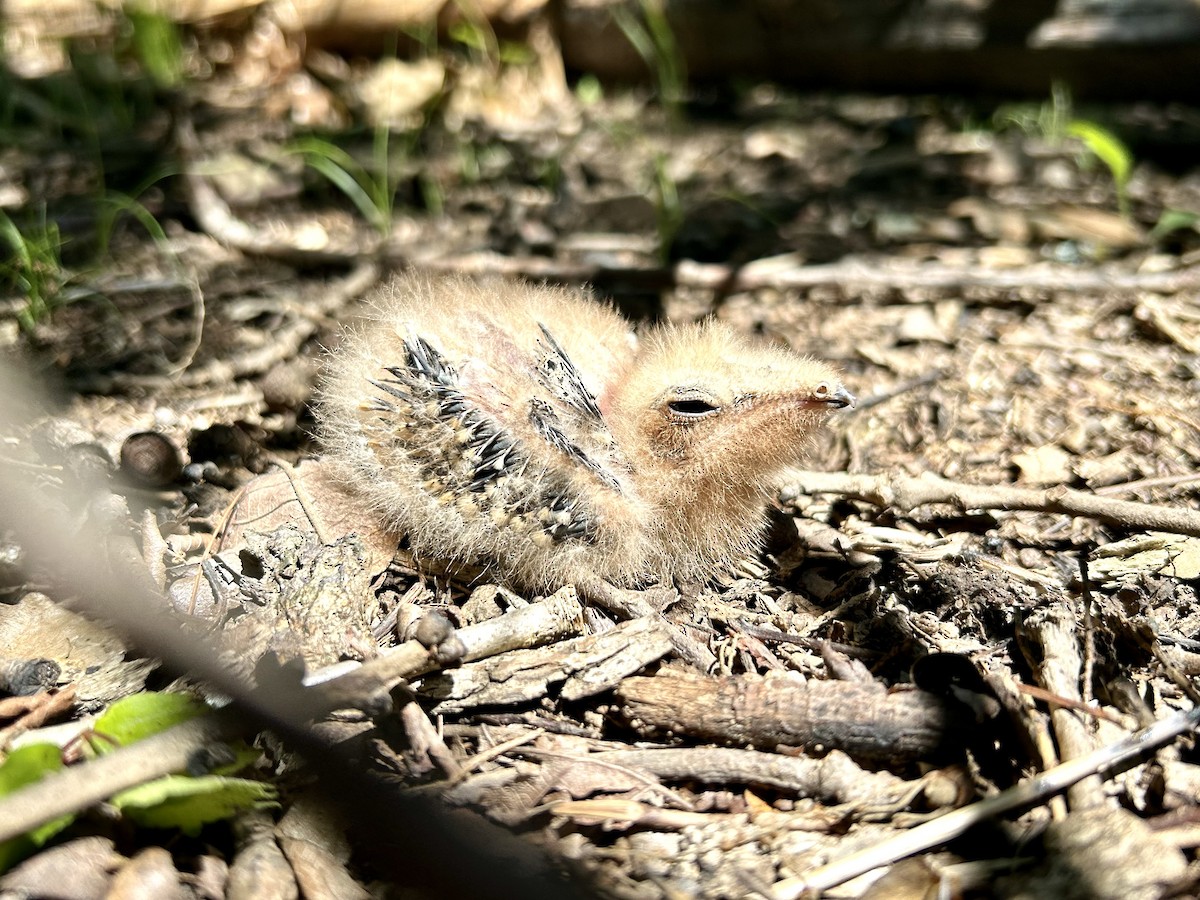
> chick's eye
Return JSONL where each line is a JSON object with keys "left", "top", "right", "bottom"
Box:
{"left": 668, "top": 398, "right": 720, "bottom": 417}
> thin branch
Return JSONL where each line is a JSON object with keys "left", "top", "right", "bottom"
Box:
{"left": 782, "top": 470, "right": 1200, "bottom": 538}
{"left": 304, "top": 588, "right": 586, "bottom": 714}
{"left": 0, "top": 362, "right": 584, "bottom": 900}
{"left": 769, "top": 704, "right": 1200, "bottom": 898}
{"left": 674, "top": 256, "right": 1200, "bottom": 294}
{"left": 1094, "top": 471, "right": 1200, "bottom": 497}
{"left": 411, "top": 251, "right": 1200, "bottom": 298}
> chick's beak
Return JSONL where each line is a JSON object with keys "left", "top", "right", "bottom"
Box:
{"left": 828, "top": 384, "right": 856, "bottom": 409}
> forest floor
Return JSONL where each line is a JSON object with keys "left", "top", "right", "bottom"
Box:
{"left": 2, "top": 11, "right": 1200, "bottom": 899}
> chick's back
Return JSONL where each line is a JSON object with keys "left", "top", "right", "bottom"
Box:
{"left": 316, "top": 274, "right": 643, "bottom": 587}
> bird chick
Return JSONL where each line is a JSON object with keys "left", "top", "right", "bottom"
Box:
{"left": 316, "top": 274, "right": 854, "bottom": 594}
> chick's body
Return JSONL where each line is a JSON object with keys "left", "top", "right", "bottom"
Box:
{"left": 317, "top": 275, "right": 853, "bottom": 591}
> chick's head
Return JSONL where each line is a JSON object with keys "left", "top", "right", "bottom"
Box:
{"left": 611, "top": 321, "right": 853, "bottom": 496}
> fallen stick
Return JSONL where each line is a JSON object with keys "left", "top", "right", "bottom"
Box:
{"left": 769, "top": 703, "right": 1200, "bottom": 898}
{"left": 616, "top": 672, "right": 969, "bottom": 764}
{"left": 782, "top": 470, "right": 1200, "bottom": 538}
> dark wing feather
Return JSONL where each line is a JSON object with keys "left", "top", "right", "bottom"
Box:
{"left": 367, "top": 337, "right": 600, "bottom": 543}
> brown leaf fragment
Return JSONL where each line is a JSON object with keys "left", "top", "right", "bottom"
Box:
{"left": 1012, "top": 443, "right": 1074, "bottom": 486}
{"left": 1135, "top": 295, "right": 1200, "bottom": 353}
{"left": 352, "top": 58, "right": 445, "bottom": 129}
{"left": 278, "top": 836, "right": 372, "bottom": 900}
{"left": 997, "top": 806, "right": 1189, "bottom": 900}
{"left": 0, "top": 593, "right": 152, "bottom": 710}
{"left": 616, "top": 672, "right": 973, "bottom": 764}
{"left": 227, "top": 812, "right": 298, "bottom": 900}
{"left": 106, "top": 847, "right": 189, "bottom": 900}
{"left": 1090, "top": 532, "right": 1200, "bottom": 583}
{"left": 0, "top": 836, "right": 121, "bottom": 900}
{"left": 220, "top": 459, "right": 397, "bottom": 577}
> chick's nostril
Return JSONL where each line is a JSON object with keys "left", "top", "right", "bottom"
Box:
{"left": 811, "top": 383, "right": 855, "bottom": 409}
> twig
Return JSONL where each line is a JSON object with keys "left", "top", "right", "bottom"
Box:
{"left": 447, "top": 728, "right": 546, "bottom": 787}
{"left": 769, "top": 703, "right": 1200, "bottom": 898}
{"left": 854, "top": 370, "right": 945, "bottom": 411}
{"left": 412, "top": 251, "right": 1200, "bottom": 298}
{"left": 0, "top": 686, "right": 78, "bottom": 749}
{"left": 1016, "top": 605, "right": 1103, "bottom": 809}
{"left": 1094, "top": 471, "right": 1200, "bottom": 497}
{"left": 1015, "top": 682, "right": 1122, "bottom": 726}
{"left": 782, "top": 471, "right": 1200, "bottom": 538}
{"left": 305, "top": 587, "right": 586, "bottom": 714}
{"left": 679, "top": 257, "right": 1200, "bottom": 294}
{"left": 0, "top": 588, "right": 585, "bottom": 841}
{"left": 589, "top": 747, "right": 920, "bottom": 806}
{"left": 1079, "top": 557, "right": 1096, "bottom": 708}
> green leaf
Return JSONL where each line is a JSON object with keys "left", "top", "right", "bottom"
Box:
{"left": 1068, "top": 121, "right": 1132, "bottom": 189}
{"left": 575, "top": 75, "right": 603, "bottom": 106}
{"left": 1068, "top": 119, "right": 1135, "bottom": 217}
{"left": 448, "top": 20, "right": 488, "bottom": 52}
{"left": 1149, "top": 208, "right": 1200, "bottom": 242}
{"left": 111, "top": 775, "right": 277, "bottom": 836}
{"left": 285, "top": 138, "right": 391, "bottom": 235}
{"left": 498, "top": 40, "right": 536, "bottom": 66}
{"left": 0, "top": 744, "right": 64, "bottom": 794}
{"left": 127, "top": 8, "right": 183, "bottom": 88}
{"left": 90, "top": 692, "right": 206, "bottom": 753}
{"left": 0, "top": 744, "right": 71, "bottom": 872}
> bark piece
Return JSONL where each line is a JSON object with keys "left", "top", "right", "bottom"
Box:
{"left": 218, "top": 525, "right": 377, "bottom": 679}
{"left": 616, "top": 671, "right": 970, "bottom": 764}
{"left": 278, "top": 836, "right": 371, "bottom": 900}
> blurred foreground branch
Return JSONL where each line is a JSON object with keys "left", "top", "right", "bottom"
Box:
{"left": 0, "top": 359, "right": 583, "bottom": 899}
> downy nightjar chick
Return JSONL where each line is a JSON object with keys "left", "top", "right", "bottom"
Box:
{"left": 316, "top": 274, "right": 854, "bottom": 592}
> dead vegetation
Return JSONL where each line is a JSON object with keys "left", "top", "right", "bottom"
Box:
{"left": 1, "top": 2, "right": 1200, "bottom": 898}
